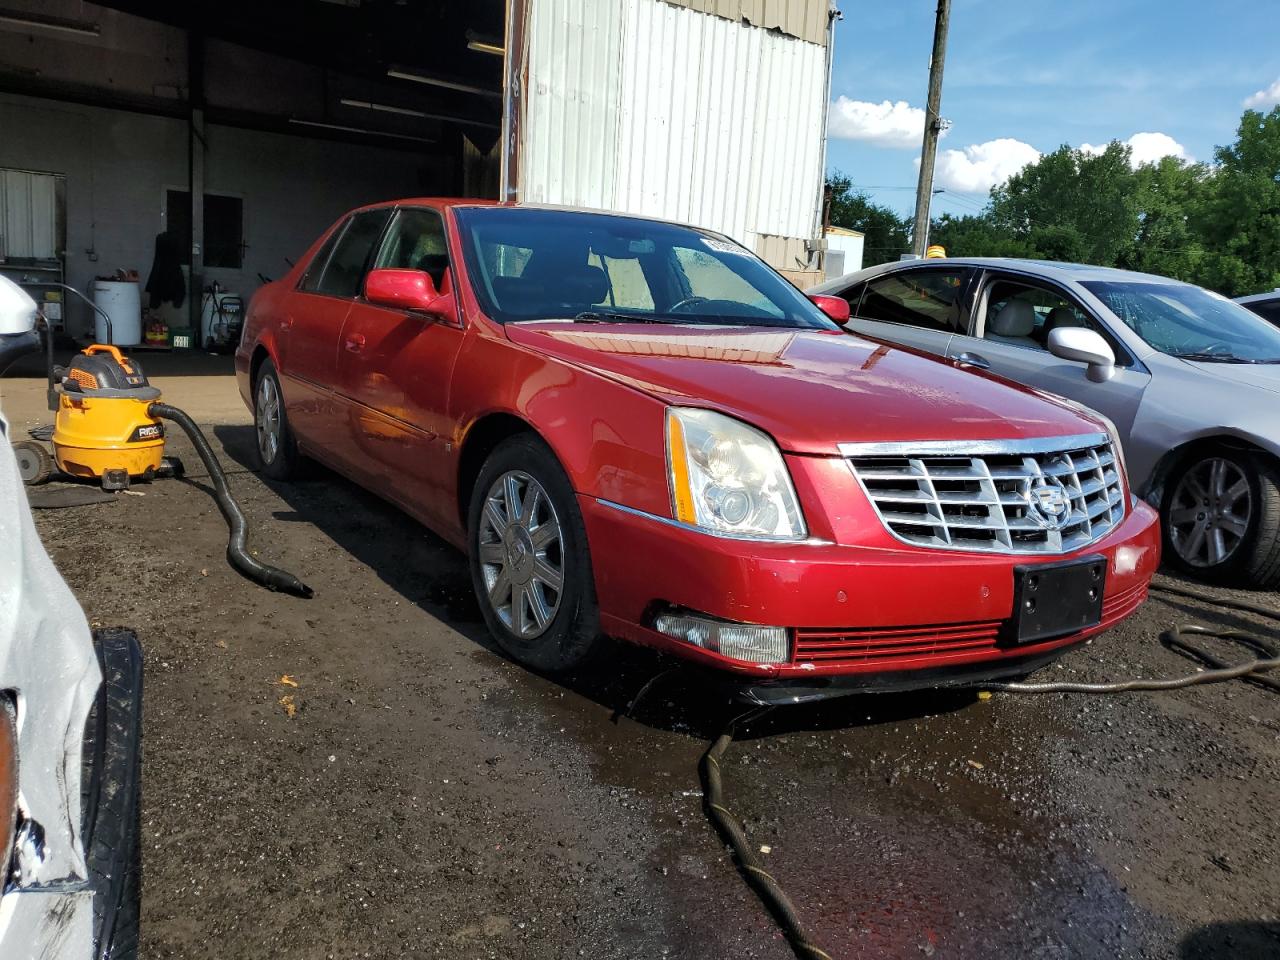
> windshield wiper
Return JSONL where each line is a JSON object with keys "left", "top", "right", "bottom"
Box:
{"left": 572, "top": 311, "right": 678, "bottom": 325}
{"left": 1173, "top": 351, "right": 1280, "bottom": 363}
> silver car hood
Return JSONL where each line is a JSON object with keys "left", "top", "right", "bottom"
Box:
{"left": 0, "top": 414, "right": 100, "bottom": 893}
{"left": 1181, "top": 358, "right": 1280, "bottom": 396}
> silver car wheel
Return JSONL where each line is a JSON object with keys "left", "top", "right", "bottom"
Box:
{"left": 1169, "top": 457, "right": 1252, "bottom": 568}
{"left": 256, "top": 374, "right": 282, "bottom": 464}
{"left": 477, "top": 470, "right": 564, "bottom": 640}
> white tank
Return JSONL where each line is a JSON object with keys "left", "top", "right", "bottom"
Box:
{"left": 92, "top": 280, "right": 142, "bottom": 346}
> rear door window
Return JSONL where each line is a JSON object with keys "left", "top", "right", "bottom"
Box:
{"left": 857, "top": 269, "right": 969, "bottom": 333}
{"left": 298, "top": 223, "right": 345, "bottom": 292}
{"left": 314, "top": 208, "right": 392, "bottom": 299}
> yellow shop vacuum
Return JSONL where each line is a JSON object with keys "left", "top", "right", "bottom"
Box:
{"left": 8, "top": 282, "right": 311, "bottom": 597}
{"left": 31, "top": 343, "right": 177, "bottom": 489}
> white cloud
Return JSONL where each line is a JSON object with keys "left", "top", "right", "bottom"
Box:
{"left": 1244, "top": 78, "right": 1280, "bottom": 109}
{"left": 828, "top": 97, "right": 935, "bottom": 148}
{"left": 931, "top": 138, "right": 1041, "bottom": 193}
{"left": 1080, "top": 132, "right": 1190, "bottom": 168}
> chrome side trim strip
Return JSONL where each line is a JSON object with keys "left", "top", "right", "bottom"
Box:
{"left": 593, "top": 499, "right": 829, "bottom": 545}
{"left": 837, "top": 433, "right": 1109, "bottom": 459}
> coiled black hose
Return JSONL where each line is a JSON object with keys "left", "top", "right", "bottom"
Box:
{"left": 701, "top": 707, "right": 834, "bottom": 960}
{"left": 148, "top": 402, "right": 313, "bottom": 598}
{"left": 983, "top": 582, "right": 1279, "bottom": 695}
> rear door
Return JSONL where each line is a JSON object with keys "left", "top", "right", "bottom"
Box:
{"left": 833, "top": 266, "right": 973, "bottom": 359}
{"left": 948, "top": 271, "right": 1151, "bottom": 437}
{"left": 280, "top": 208, "right": 392, "bottom": 448}
{"left": 335, "top": 205, "right": 466, "bottom": 530}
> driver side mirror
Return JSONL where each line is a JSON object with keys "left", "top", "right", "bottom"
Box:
{"left": 809, "top": 294, "right": 851, "bottom": 326}
{"left": 365, "top": 268, "right": 457, "bottom": 323}
{"left": 1048, "top": 327, "right": 1115, "bottom": 383}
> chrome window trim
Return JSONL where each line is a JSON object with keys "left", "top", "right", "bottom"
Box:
{"left": 838, "top": 433, "right": 1108, "bottom": 459}
{"left": 594, "top": 499, "right": 830, "bottom": 545}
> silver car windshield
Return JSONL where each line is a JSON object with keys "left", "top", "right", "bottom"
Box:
{"left": 1083, "top": 280, "right": 1280, "bottom": 363}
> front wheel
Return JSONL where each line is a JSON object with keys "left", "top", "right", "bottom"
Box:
{"left": 468, "top": 434, "right": 602, "bottom": 672}
{"left": 1163, "top": 451, "right": 1280, "bottom": 589}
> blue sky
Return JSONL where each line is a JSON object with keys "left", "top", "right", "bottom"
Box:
{"left": 826, "top": 0, "right": 1280, "bottom": 219}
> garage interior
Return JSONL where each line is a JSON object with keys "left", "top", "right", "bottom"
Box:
{"left": 0, "top": 0, "right": 507, "bottom": 342}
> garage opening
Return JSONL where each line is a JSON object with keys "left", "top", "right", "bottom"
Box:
{"left": 0, "top": 0, "right": 507, "bottom": 340}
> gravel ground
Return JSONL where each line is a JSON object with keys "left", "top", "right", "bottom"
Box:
{"left": 14, "top": 369, "right": 1280, "bottom": 960}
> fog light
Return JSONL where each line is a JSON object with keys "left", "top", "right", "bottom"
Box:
{"left": 653, "top": 613, "right": 789, "bottom": 664}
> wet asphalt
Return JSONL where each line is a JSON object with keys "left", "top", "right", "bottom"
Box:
{"left": 19, "top": 394, "right": 1280, "bottom": 960}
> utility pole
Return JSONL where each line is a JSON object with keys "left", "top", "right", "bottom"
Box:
{"left": 911, "top": 0, "right": 950, "bottom": 256}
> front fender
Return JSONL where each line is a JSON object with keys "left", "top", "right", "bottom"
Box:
{"left": 450, "top": 333, "right": 673, "bottom": 519}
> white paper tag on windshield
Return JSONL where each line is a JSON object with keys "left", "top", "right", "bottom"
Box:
{"left": 701, "top": 237, "right": 747, "bottom": 256}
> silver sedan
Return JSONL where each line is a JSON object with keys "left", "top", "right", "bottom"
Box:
{"left": 810, "top": 259, "right": 1280, "bottom": 588}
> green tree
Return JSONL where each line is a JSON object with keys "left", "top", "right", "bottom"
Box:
{"left": 1188, "top": 107, "right": 1280, "bottom": 296}
{"left": 989, "top": 143, "right": 1141, "bottom": 265}
{"left": 826, "top": 173, "right": 911, "bottom": 266}
{"left": 930, "top": 213, "right": 1031, "bottom": 258}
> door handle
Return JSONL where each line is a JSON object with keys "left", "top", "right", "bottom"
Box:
{"left": 344, "top": 333, "right": 366, "bottom": 352}
{"left": 955, "top": 352, "right": 991, "bottom": 370}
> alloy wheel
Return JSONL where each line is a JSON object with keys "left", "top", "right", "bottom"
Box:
{"left": 1168, "top": 457, "right": 1252, "bottom": 568}
{"left": 256, "top": 375, "right": 282, "bottom": 464}
{"left": 477, "top": 470, "right": 565, "bottom": 640}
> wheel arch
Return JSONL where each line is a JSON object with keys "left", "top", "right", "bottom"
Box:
{"left": 1145, "top": 433, "right": 1280, "bottom": 507}
{"left": 455, "top": 412, "right": 544, "bottom": 530}
{"left": 248, "top": 344, "right": 272, "bottom": 389}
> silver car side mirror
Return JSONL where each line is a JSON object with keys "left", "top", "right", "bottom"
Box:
{"left": 1048, "top": 327, "right": 1115, "bottom": 383}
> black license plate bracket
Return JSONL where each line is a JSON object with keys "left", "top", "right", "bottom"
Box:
{"left": 1009, "top": 555, "right": 1106, "bottom": 644}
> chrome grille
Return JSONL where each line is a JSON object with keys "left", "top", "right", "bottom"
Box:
{"left": 840, "top": 433, "right": 1126, "bottom": 554}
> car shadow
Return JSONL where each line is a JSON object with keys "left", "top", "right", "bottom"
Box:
{"left": 1179, "top": 920, "right": 1280, "bottom": 959}
{"left": 211, "top": 423, "right": 980, "bottom": 741}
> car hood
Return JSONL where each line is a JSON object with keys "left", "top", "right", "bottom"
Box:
{"left": 1181, "top": 357, "right": 1280, "bottom": 396}
{"left": 505, "top": 323, "right": 1102, "bottom": 455}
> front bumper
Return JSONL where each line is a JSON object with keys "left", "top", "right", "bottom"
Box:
{"left": 581, "top": 491, "right": 1161, "bottom": 688}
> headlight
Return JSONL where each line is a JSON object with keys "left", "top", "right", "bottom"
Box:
{"left": 666, "top": 407, "right": 806, "bottom": 539}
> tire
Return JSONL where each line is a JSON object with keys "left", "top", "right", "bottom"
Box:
{"left": 81, "top": 628, "right": 144, "bottom": 960}
{"left": 253, "top": 359, "right": 300, "bottom": 480}
{"left": 13, "top": 440, "right": 53, "bottom": 485}
{"left": 1162, "top": 450, "right": 1280, "bottom": 589}
{"left": 468, "top": 434, "right": 602, "bottom": 672}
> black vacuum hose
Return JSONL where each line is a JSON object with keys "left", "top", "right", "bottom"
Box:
{"left": 701, "top": 707, "right": 834, "bottom": 960}
{"left": 148, "top": 402, "right": 313, "bottom": 598}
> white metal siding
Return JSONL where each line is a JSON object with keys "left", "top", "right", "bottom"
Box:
{"left": 521, "top": 0, "right": 828, "bottom": 265}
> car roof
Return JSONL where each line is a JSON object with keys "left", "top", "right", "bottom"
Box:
{"left": 859, "top": 257, "right": 1194, "bottom": 287}
{"left": 343, "top": 197, "right": 721, "bottom": 232}
{"left": 1235, "top": 290, "right": 1280, "bottom": 304}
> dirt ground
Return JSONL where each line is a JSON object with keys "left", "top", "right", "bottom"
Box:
{"left": 4, "top": 356, "right": 1279, "bottom": 959}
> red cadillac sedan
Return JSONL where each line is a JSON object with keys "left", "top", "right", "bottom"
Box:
{"left": 236, "top": 199, "right": 1160, "bottom": 703}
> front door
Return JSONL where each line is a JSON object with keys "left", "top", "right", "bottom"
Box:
{"left": 947, "top": 273, "right": 1151, "bottom": 438}
{"left": 335, "top": 206, "right": 465, "bottom": 531}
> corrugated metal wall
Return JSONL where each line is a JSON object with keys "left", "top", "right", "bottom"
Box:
{"left": 661, "top": 0, "right": 831, "bottom": 46}
{"left": 520, "top": 0, "right": 829, "bottom": 274}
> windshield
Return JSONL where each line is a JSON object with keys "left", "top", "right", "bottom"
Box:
{"left": 1082, "top": 280, "right": 1280, "bottom": 362}
{"left": 454, "top": 207, "right": 838, "bottom": 331}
